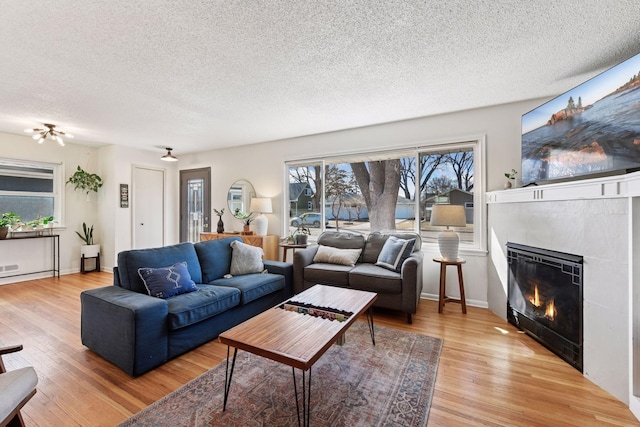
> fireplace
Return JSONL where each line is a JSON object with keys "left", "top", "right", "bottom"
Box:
{"left": 506, "top": 243, "right": 583, "bottom": 372}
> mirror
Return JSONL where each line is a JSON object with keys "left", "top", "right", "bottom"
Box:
{"left": 228, "top": 179, "right": 256, "bottom": 218}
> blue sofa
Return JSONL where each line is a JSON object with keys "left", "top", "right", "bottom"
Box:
{"left": 80, "top": 237, "right": 293, "bottom": 376}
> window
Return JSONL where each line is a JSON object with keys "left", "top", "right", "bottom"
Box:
{"left": 0, "top": 158, "right": 64, "bottom": 225}
{"left": 285, "top": 137, "right": 485, "bottom": 251}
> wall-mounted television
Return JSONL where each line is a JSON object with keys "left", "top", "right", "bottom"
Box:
{"left": 521, "top": 52, "right": 640, "bottom": 185}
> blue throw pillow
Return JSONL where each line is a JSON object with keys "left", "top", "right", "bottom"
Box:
{"left": 375, "top": 236, "right": 416, "bottom": 273}
{"left": 138, "top": 262, "right": 199, "bottom": 299}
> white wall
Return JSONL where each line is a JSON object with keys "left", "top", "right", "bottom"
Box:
{"left": 0, "top": 132, "right": 179, "bottom": 282}
{"left": 0, "top": 132, "right": 100, "bottom": 284}
{"left": 178, "top": 98, "right": 547, "bottom": 305}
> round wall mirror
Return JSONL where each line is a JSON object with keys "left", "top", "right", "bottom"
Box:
{"left": 227, "top": 179, "right": 256, "bottom": 218}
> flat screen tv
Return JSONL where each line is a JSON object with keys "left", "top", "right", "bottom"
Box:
{"left": 521, "top": 52, "right": 640, "bottom": 185}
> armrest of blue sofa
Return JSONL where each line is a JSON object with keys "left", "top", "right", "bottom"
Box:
{"left": 80, "top": 286, "right": 169, "bottom": 376}
{"left": 263, "top": 260, "right": 294, "bottom": 296}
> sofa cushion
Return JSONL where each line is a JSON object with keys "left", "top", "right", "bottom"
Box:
{"left": 117, "top": 242, "right": 203, "bottom": 294}
{"left": 313, "top": 245, "right": 362, "bottom": 266}
{"left": 166, "top": 284, "right": 241, "bottom": 330}
{"left": 375, "top": 236, "right": 416, "bottom": 273}
{"left": 211, "top": 273, "right": 284, "bottom": 305}
{"left": 138, "top": 262, "right": 199, "bottom": 299}
{"left": 317, "top": 232, "right": 365, "bottom": 256}
{"left": 304, "top": 263, "right": 353, "bottom": 286}
{"left": 194, "top": 237, "right": 240, "bottom": 283}
{"left": 348, "top": 263, "right": 403, "bottom": 294}
{"left": 230, "top": 240, "right": 264, "bottom": 275}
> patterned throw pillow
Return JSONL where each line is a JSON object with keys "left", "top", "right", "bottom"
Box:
{"left": 138, "top": 262, "right": 199, "bottom": 299}
{"left": 313, "top": 245, "right": 362, "bottom": 266}
{"left": 375, "top": 236, "right": 416, "bottom": 272}
{"left": 230, "top": 240, "right": 264, "bottom": 276}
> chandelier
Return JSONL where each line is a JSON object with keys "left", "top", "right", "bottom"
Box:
{"left": 24, "top": 123, "right": 73, "bottom": 146}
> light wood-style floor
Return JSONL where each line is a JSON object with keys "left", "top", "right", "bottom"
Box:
{"left": 1, "top": 272, "right": 638, "bottom": 426}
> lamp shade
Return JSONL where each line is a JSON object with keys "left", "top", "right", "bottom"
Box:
{"left": 430, "top": 204, "right": 466, "bottom": 227}
{"left": 250, "top": 197, "right": 272, "bottom": 214}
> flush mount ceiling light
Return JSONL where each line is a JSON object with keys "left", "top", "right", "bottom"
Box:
{"left": 161, "top": 147, "right": 178, "bottom": 162}
{"left": 24, "top": 123, "right": 73, "bottom": 146}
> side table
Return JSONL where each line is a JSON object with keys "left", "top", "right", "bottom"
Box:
{"left": 433, "top": 257, "right": 467, "bottom": 314}
{"left": 279, "top": 243, "right": 308, "bottom": 262}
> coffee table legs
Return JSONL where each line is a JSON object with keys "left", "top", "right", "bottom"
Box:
{"left": 292, "top": 367, "right": 311, "bottom": 427}
{"left": 366, "top": 307, "right": 376, "bottom": 346}
{"left": 222, "top": 346, "right": 238, "bottom": 411}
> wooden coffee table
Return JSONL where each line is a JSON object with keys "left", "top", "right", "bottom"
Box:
{"left": 219, "top": 284, "right": 377, "bottom": 427}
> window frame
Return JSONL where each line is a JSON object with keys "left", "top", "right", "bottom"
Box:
{"left": 0, "top": 157, "right": 65, "bottom": 227}
{"left": 284, "top": 134, "right": 486, "bottom": 254}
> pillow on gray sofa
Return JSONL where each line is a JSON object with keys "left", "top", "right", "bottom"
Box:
{"left": 138, "top": 261, "right": 199, "bottom": 298}
{"left": 230, "top": 240, "right": 264, "bottom": 275}
{"left": 313, "top": 245, "right": 362, "bottom": 266}
{"left": 375, "top": 236, "right": 416, "bottom": 273}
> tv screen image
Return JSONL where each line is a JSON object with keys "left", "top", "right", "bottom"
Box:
{"left": 521, "top": 52, "right": 640, "bottom": 185}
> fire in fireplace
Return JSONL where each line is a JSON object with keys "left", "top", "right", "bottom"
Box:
{"left": 506, "top": 243, "right": 583, "bottom": 372}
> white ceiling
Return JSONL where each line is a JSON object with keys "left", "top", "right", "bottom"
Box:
{"left": 1, "top": 1, "right": 639, "bottom": 156}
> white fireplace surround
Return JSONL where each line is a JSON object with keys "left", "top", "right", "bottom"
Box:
{"left": 487, "top": 170, "right": 640, "bottom": 419}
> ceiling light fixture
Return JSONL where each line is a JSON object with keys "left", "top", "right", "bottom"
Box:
{"left": 24, "top": 123, "right": 73, "bottom": 146}
{"left": 161, "top": 147, "right": 178, "bottom": 162}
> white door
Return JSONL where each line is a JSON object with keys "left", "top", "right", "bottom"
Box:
{"left": 133, "top": 166, "right": 164, "bottom": 249}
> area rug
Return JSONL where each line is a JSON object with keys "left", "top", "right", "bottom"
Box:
{"left": 119, "top": 321, "right": 442, "bottom": 427}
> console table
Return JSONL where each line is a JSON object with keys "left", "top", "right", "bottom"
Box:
{"left": 199, "top": 233, "right": 279, "bottom": 261}
{"left": 0, "top": 234, "right": 60, "bottom": 279}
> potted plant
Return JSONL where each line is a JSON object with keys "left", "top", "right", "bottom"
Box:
{"left": 67, "top": 166, "right": 103, "bottom": 194}
{"left": 0, "top": 213, "right": 12, "bottom": 239}
{"left": 234, "top": 210, "right": 256, "bottom": 234}
{"left": 2, "top": 212, "right": 21, "bottom": 234}
{"left": 293, "top": 225, "right": 311, "bottom": 245}
{"left": 504, "top": 169, "right": 517, "bottom": 189}
{"left": 76, "top": 222, "right": 100, "bottom": 258}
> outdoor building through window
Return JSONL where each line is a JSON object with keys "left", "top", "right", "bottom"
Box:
{"left": 0, "top": 158, "right": 64, "bottom": 225}
{"left": 285, "top": 137, "right": 485, "bottom": 251}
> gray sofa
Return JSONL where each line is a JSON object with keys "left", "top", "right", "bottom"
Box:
{"left": 293, "top": 231, "right": 423, "bottom": 323}
{"left": 80, "top": 237, "right": 293, "bottom": 376}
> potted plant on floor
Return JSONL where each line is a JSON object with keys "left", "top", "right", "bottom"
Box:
{"left": 76, "top": 222, "right": 100, "bottom": 258}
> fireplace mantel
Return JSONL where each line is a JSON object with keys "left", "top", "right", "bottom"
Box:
{"left": 487, "top": 170, "right": 640, "bottom": 204}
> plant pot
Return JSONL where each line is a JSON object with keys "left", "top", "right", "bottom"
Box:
{"left": 295, "top": 234, "right": 308, "bottom": 245}
{"left": 0, "top": 226, "right": 8, "bottom": 239}
{"left": 81, "top": 244, "right": 100, "bottom": 258}
{"left": 504, "top": 180, "right": 513, "bottom": 189}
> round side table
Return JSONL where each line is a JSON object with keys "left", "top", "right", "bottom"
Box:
{"left": 279, "top": 243, "right": 308, "bottom": 262}
{"left": 433, "top": 257, "right": 467, "bottom": 314}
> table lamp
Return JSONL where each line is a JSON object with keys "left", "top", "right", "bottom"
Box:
{"left": 430, "top": 204, "right": 466, "bottom": 261}
{"left": 250, "top": 197, "right": 272, "bottom": 236}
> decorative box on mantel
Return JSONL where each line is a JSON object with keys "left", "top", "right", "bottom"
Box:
{"left": 486, "top": 170, "right": 640, "bottom": 204}
{"left": 199, "top": 232, "right": 279, "bottom": 261}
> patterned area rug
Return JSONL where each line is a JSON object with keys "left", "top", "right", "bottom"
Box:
{"left": 119, "top": 321, "right": 442, "bottom": 427}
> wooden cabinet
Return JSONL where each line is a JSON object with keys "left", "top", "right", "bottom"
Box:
{"left": 199, "top": 233, "right": 279, "bottom": 261}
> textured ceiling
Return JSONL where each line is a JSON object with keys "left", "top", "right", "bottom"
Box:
{"left": 0, "top": 1, "right": 639, "bottom": 155}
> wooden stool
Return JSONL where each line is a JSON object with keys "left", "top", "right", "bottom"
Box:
{"left": 433, "top": 257, "right": 467, "bottom": 314}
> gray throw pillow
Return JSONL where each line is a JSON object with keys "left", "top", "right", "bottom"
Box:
{"left": 230, "top": 240, "right": 264, "bottom": 275}
{"left": 375, "top": 236, "right": 416, "bottom": 272}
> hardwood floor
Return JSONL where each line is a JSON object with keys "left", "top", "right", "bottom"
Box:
{"left": 0, "top": 272, "right": 638, "bottom": 426}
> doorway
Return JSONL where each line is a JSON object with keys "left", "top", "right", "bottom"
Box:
{"left": 132, "top": 166, "right": 165, "bottom": 249}
{"left": 180, "top": 168, "right": 211, "bottom": 242}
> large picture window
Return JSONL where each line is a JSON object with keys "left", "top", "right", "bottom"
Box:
{"left": 286, "top": 137, "right": 485, "bottom": 252}
{"left": 0, "top": 158, "right": 64, "bottom": 225}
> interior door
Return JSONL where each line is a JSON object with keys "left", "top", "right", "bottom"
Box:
{"left": 133, "top": 166, "right": 165, "bottom": 249}
{"left": 180, "top": 168, "right": 211, "bottom": 242}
